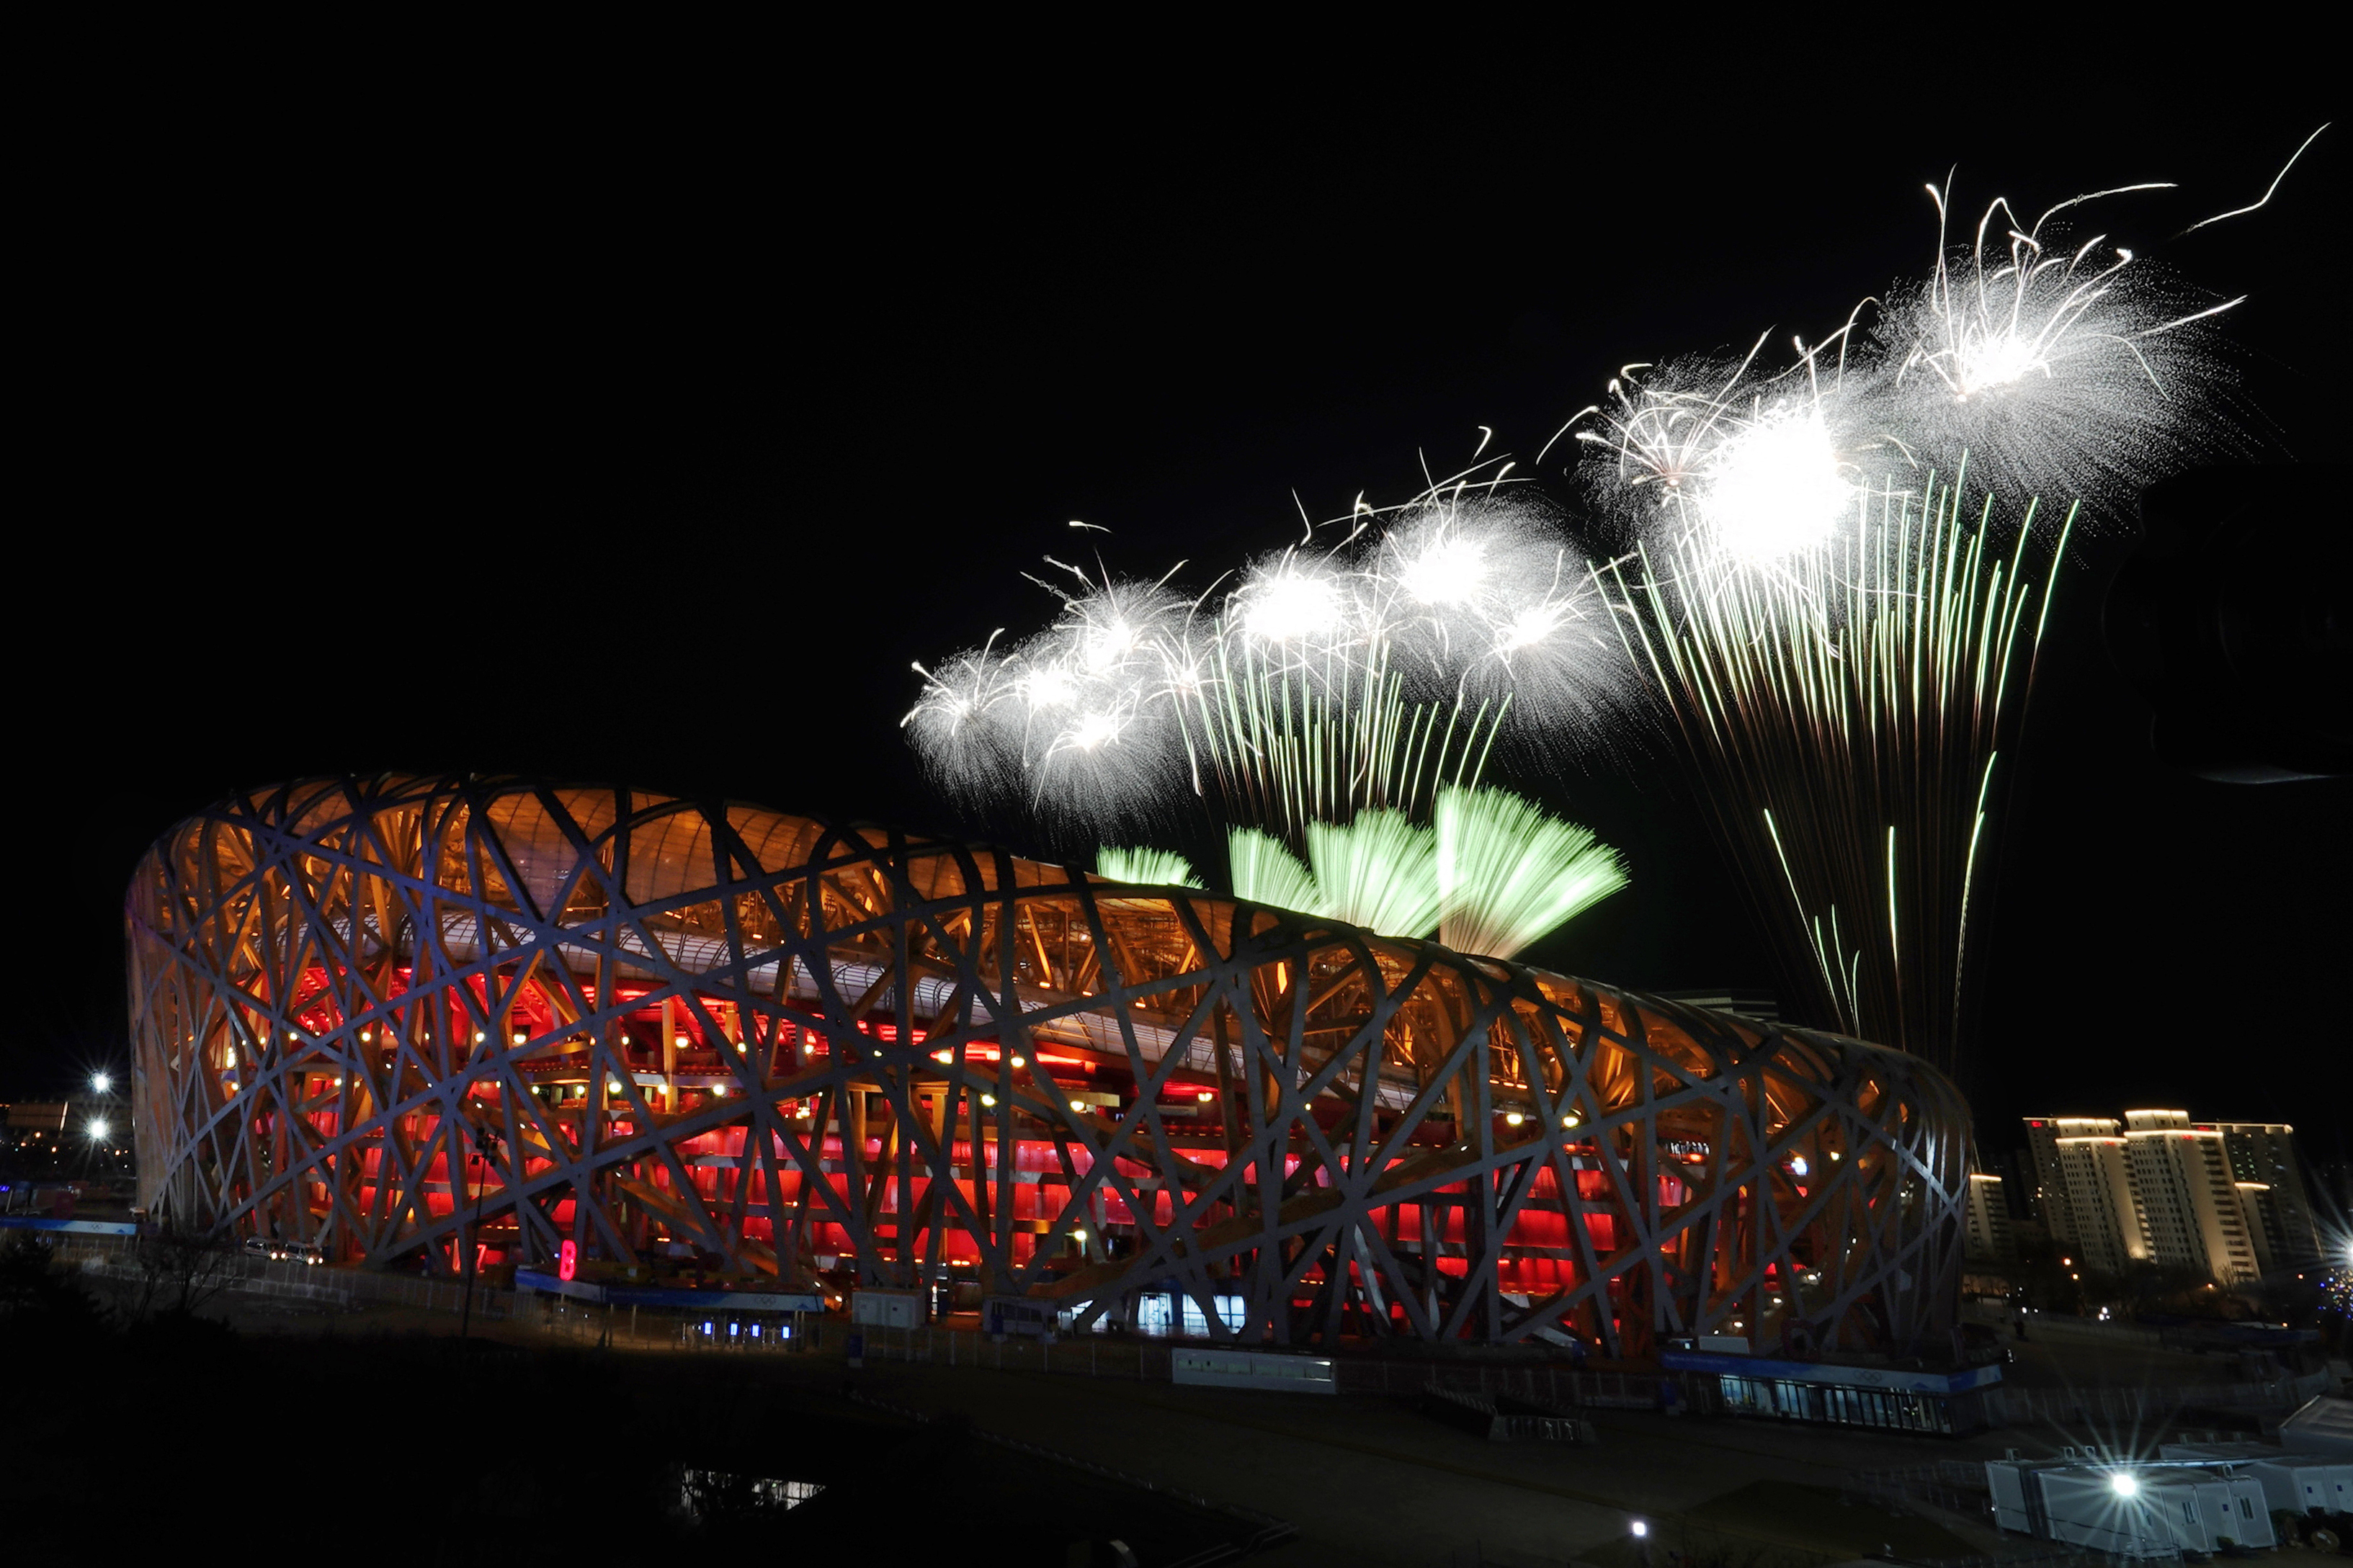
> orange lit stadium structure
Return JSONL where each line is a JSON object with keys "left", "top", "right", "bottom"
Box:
{"left": 128, "top": 775, "right": 1970, "bottom": 1355}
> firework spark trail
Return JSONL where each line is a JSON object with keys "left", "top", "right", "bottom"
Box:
{"left": 911, "top": 148, "right": 2310, "bottom": 1059}
{"left": 1611, "top": 476, "right": 2070, "bottom": 1077}
{"left": 1213, "top": 792, "right": 1624, "bottom": 960}
{"left": 1865, "top": 182, "right": 2243, "bottom": 511}
{"left": 905, "top": 481, "right": 1638, "bottom": 838}
{"left": 1573, "top": 178, "right": 2267, "bottom": 566}
{"left": 1094, "top": 844, "right": 1202, "bottom": 888}
{"left": 1304, "top": 810, "right": 1442, "bottom": 936}
{"left": 1227, "top": 827, "right": 1320, "bottom": 913}
{"left": 1188, "top": 629, "right": 1512, "bottom": 835}
{"left": 1571, "top": 145, "right": 2328, "bottom": 1072}
{"left": 903, "top": 570, "right": 1200, "bottom": 833}
{"left": 1435, "top": 784, "right": 1628, "bottom": 959}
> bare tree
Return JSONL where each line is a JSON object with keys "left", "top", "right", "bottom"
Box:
{"left": 125, "top": 1221, "right": 238, "bottom": 1320}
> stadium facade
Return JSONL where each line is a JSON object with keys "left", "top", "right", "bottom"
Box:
{"left": 127, "top": 774, "right": 1970, "bottom": 1355}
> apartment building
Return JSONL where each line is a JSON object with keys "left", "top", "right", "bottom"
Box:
{"left": 2024, "top": 1109, "right": 2313, "bottom": 1287}
{"left": 1964, "top": 1171, "right": 2016, "bottom": 1262}
{"left": 2210, "top": 1122, "right": 2324, "bottom": 1266}
{"left": 2024, "top": 1116, "right": 2129, "bottom": 1247}
{"left": 2052, "top": 1131, "right": 2143, "bottom": 1276}
{"left": 2121, "top": 1111, "right": 2260, "bottom": 1286}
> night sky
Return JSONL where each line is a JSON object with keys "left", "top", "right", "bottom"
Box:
{"left": 17, "top": 84, "right": 2344, "bottom": 1178}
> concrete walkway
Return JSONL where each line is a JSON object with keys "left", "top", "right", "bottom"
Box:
{"left": 771, "top": 1347, "right": 2012, "bottom": 1566}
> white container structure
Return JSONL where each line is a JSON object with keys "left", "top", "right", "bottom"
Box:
{"left": 2161, "top": 1442, "right": 2353, "bottom": 1517}
{"left": 849, "top": 1286, "right": 927, "bottom": 1330}
{"left": 1987, "top": 1458, "right": 2274, "bottom": 1557}
{"left": 1170, "top": 1348, "right": 1337, "bottom": 1394}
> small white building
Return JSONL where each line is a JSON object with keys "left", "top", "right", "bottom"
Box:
{"left": 1987, "top": 1456, "right": 2274, "bottom": 1557}
{"left": 2163, "top": 1441, "right": 2353, "bottom": 1515}
{"left": 849, "top": 1286, "right": 926, "bottom": 1329}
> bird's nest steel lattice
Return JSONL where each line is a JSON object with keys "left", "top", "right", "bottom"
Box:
{"left": 128, "top": 774, "right": 1970, "bottom": 1355}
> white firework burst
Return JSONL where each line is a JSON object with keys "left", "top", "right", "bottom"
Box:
{"left": 906, "top": 478, "right": 1638, "bottom": 834}
{"left": 1865, "top": 179, "right": 2244, "bottom": 512}
{"left": 903, "top": 570, "right": 1200, "bottom": 831}
{"left": 1573, "top": 330, "right": 1898, "bottom": 582}
{"left": 1573, "top": 174, "right": 2270, "bottom": 559}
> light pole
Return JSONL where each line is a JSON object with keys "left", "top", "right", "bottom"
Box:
{"left": 79, "top": 1071, "right": 130, "bottom": 1185}
{"left": 460, "top": 1124, "right": 502, "bottom": 1341}
{"left": 74, "top": 1112, "right": 120, "bottom": 1186}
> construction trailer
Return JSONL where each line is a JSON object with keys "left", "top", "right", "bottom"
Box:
{"left": 2161, "top": 1441, "right": 2353, "bottom": 1518}
{"left": 1986, "top": 1456, "right": 2274, "bottom": 1557}
{"left": 849, "top": 1287, "right": 927, "bottom": 1330}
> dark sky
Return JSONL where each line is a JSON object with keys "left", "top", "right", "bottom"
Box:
{"left": 16, "top": 79, "right": 2345, "bottom": 1175}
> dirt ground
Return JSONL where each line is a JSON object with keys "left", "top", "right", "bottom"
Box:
{"left": 56, "top": 1268, "right": 2305, "bottom": 1567}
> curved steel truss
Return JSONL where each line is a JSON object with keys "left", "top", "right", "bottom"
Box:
{"left": 128, "top": 774, "right": 1969, "bottom": 1354}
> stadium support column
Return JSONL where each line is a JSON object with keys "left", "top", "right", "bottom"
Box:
{"left": 581, "top": 1021, "right": 610, "bottom": 1267}
{"left": 662, "top": 996, "right": 678, "bottom": 1109}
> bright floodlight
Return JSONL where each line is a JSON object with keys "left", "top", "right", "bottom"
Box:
{"left": 91, "top": 1071, "right": 113, "bottom": 1094}
{"left": 88, "top": 1119, "right": 109, "bottom": 1140}
{"left": 2109, "top": 1471, "right": 2140, "bottom": 1497}
{"left": 1630, "top": 1520, "right": 1649, "bottom": 1538}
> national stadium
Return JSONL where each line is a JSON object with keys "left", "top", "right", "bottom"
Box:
{"left": 126, "top": 774, "right": 1970, "bottom": 1358}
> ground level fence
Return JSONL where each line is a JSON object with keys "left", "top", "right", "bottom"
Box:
{"left": 834, "top": 1323, "right": 2336, "bottom": 1427}
{"left": 831, "top": 1322, "right": 1720, "bottom": 1412}
{"left": 1383, "top": 1359, "right": 1713, "bottom": 1414}
{"left": 76, "top": 1253, "right": 524, "bottom": 1319}
{"left": 58, "top": 1231, "right": 522, "bottom": 1321}
{"left": 42, "top": 1231, "right": 2341, "bottom": 1424}
{"left": 1849, "top": 1459, "right": 1997, "bottom": 1522}
{"left": 1982, "top": 1372, "right": 2329, "bottom": 1426}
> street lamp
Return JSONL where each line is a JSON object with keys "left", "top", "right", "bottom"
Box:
{"left": 91, "top": 1072, "right": 113, "bottom": 1094}
{"left": 87, "top": 1119, "right": 109, "bottom": 1141}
